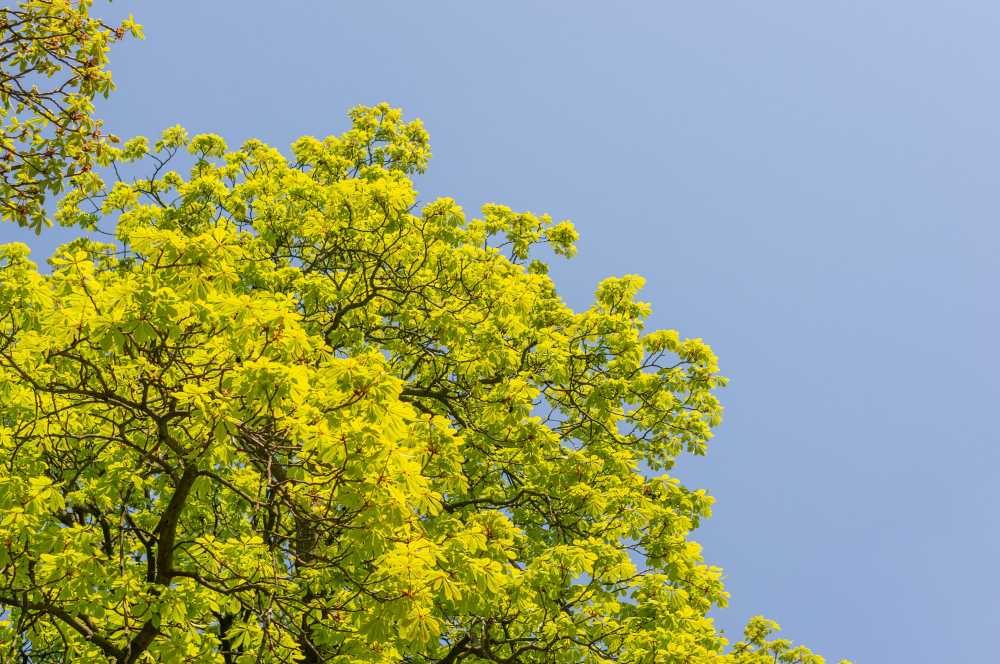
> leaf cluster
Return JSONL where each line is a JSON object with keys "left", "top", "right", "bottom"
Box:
{"left": 0, "top": 0, "right": 141, "bottom": 232}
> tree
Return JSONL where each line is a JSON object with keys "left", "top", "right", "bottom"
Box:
{"left": 0, "top": 104, "right": 848, "bottom": 663}
{"left": 0, "top": 0, "right": 141, "bottom": 232}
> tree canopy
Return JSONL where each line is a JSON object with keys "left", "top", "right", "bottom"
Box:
{"left": 0, "top": 0, "right": 141, "bottom": 232}
{"left": 0, "top": 103, "right": 849, "bottom": 663}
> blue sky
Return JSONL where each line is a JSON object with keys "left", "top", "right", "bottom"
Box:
{"left": 4, "top": 2, "right": 999, "bottom": 662}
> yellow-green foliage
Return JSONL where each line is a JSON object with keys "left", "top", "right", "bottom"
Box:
{"left": 0, "top": 104, "right": 848, "bottom": 663}
{"left": 0, "top": 0, "right": 141, "bottom": 232}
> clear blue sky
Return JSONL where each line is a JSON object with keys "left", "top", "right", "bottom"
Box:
{"left": 4, "top": 2, "right": 998, "bottom": 662}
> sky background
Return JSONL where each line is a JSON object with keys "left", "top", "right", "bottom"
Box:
{"left": 4, "top": 2, "right": 999, "bottom": 662}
